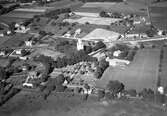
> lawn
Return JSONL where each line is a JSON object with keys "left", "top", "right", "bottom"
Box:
{"left": 96, "top": 48, "right": 160, "bottom": 92}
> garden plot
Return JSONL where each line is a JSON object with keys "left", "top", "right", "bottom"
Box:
{"left": 64, "top": 17, "right": 121, "bottom": 26}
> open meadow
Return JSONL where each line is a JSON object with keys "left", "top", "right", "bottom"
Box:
{"left": 96, "top": 48, "right": 160, "bottom": 92}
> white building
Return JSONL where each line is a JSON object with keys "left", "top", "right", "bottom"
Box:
{"left": 77, "top": 39, "right": 84, "bottom": 50}
{"left": 106, "top": 57, "right": 130, "bottom": 67}
{"left": 25, "top": 41, "right": 33, "bottom": 47}
{"left": 113, "top": 50, "right": 122, "bottom": 57}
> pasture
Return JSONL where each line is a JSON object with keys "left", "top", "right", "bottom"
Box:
{"left": 96, "top": 48, "right": 160, "bottom": 92}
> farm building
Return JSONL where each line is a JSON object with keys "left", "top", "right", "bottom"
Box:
{"left": 82, "top": 28, "right": 120, "bottom": 42}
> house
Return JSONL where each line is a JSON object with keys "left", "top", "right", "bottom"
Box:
{"left": 106, "top": 57, "right": 130, "bottom": 67}
{"left": 25, "top": 40, "right": 33, "bottom": 47}
{"left": 77, "top": 39, "right": 84, "bottom": 50}
{"left": 113, "top": 50, "right": 122, "bottom": 57}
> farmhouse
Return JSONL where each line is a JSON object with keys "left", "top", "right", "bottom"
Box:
{"left": 82, "top": 28, "right": 120, "bottom": 42}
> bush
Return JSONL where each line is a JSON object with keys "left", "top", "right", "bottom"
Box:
{"left": 145, "top": 29, "right": 157, "bottom": 37}
{"left": 56, "top": 84, "right": 66, "bottom": 92}
{"left": 0, "top": 67, "right": 6, "bottom": 80}
{"left": 139, "top": 88, "right": 154, "bottom": 99}
{"left": 97, "top": 89, "right": 105, "bottom": 100}
{"left": 106, "top": 80, "right": 124, "bottom": 94}
{"left": 94, "top": 59, "right": 109, "bottom": 79}
{"left": 105, "top": 92, "right": 115, "bottom": 100}
{"left": 56, "top": 74, "right": 65, "bottom": 84}
{"left": 94, "top": 67, "right": 103, "bottom": 79}
{"left": 127, "top": 89, "right": 137, "bottom": 97}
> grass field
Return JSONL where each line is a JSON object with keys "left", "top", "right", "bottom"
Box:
{"left": 96, "top": 48, "right": 160, "bottom": 92}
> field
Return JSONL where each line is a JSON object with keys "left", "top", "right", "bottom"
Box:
{"left": 82, "top": 28, "right": 120, "bottom": 42}
{"left": 96, "top": 48, "right": 160, "bottom": 92}
{"left": 0, "top": 90, "right": 166, "bottom": 116}
{"left": 0, "top": 16, "right": 27, "bottom": 24}
{"left": 0, "top": 33, "right": 32, "bottom": 49}
{"left": 159, "top": 47, "right": 167, "bottom": 87}
{"left": 82, "top": 2, "right": 116, "bottom": 8}
{"left": 46, "top": 0, "right": 83, "bottom": 10}
{"left": 64, "top": 17, "right": 121, "bottom": 26}
{"left": 76, "top": 1, "right": 147, "bottom": 16}
{"left": 75, "top": 7, "right": 102, "bottom": 13}
{"left": 150, "top": 1, "right": 167, "bottom": 30}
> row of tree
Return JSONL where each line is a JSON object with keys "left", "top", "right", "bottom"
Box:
{"left": 54, "top": 50, "right": 97, "bottom": 68}
{"left": 44, "top": 8, "right": 71, "bottom": 18}
{"left": 0, "top": 4, "right": 20, "bottom": 15}
{"left": 40, "top": 74, "right": 67, "bottom": 99}
{"left": 84, "top": 41, "right": 106, "bottom": 54}
{"left": 94, "top": 59, "right": 109, "bottom": 79}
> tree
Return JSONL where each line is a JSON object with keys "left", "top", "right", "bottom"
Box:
{"left": 99, "top": 59, "right": 109, "bottom": 71}
{"left": 97, "top": 89, "right": 105, "bottom": 101}
{"left": 127, "top": 89, "right": 137, "bottom": 97}
{"left": 106, "top": 80, "right": 124, "bottom": 94}
{"left": 99, "top": 11, "right": 107, "bottom": 17}
{"left": 56, "top": 74, "right": 65, "bottom": 84}
{"left": 93, "top": 41, "right": 106, "bottom": 51}
{"left": 0, "top": 67, "right": 6, "bottom": 80}
{"left": 94, "top": 67, "right": 103, "bottom": 79}
{"left": 139, "top": 88, "right": 154, "bottom": 99}
{"left": 84, "top": 46, "right": 92, "bottom": 54}
{"left": 56, "top": 84, "right": 65, "bottom": 92}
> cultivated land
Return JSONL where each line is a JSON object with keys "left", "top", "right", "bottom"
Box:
{"left": 96, "top": 48, "right": 160, "bottom": 92}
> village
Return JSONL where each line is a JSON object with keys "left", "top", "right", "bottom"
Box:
{"left": 0, "top": 0, "right": 167, "bottom": 116}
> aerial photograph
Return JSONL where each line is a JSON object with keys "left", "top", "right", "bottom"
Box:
{"left": 0, "top": 0, "right": 167, "bottom": 116}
